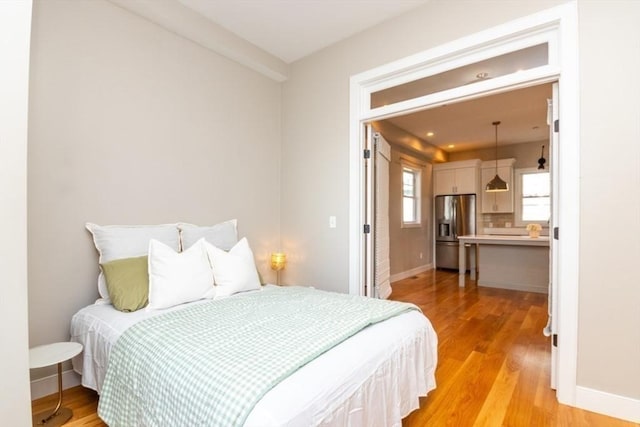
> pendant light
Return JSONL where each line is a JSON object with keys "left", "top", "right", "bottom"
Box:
{"left": 485, "top": 121, "right": 509, "bottom": 192}
{"left": 538, "top": 145, "right": 546, "bottom": 170}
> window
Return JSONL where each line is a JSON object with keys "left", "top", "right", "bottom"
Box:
{"left": 515, "top": 168, "right": 550, "bottom": 226}
{"left": 402, "top": 166, "right": 421, "bottom": 227}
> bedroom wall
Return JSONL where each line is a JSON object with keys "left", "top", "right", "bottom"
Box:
{"left": 27, "top": 0, "right": 282, "bottom": 381}
{"left": 577, "top": 0, "right": 640, "bottom": 401}
{"left": 280, "top": 0, "right": 640, "bottom": 414}
{"left": 280, "top": 0, "right": 565, "bottom": 292}
{"left": 0, "top": 0, "right": 33, "bottom": 423}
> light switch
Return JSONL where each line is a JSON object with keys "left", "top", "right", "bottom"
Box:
{"left": 329, "top": 216, "right": 337, "bottom": 228}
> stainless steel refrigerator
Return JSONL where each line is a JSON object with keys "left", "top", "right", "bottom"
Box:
{"left": 435, "top": 194, "right": 476, "bottom": 270}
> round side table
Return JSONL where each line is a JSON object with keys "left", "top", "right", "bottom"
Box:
{"left": 30, "top": 342, "right": 83, "bottom": 427}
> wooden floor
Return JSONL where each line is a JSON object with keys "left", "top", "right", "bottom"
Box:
{"left": 32, "top": 269, "right": 638, "bottom": 426}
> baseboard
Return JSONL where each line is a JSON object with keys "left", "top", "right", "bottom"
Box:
{"left": 31, "top": 369, "right": 81, "bottom": 400}
{"left": 576, "top": 386, "right": 640, "bottom": 423}
{"left": 390, "top": 263, "right": 433, "bottom": 283}
{"left": 478, "top": 280, "right": 548, "bottom": 294}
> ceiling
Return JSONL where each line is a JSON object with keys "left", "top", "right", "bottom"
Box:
{"left": 384, "top": 83, "right": 553, "bottom": 153}
{"left": 176, "top": 0, "right": 429, "bottom": 63}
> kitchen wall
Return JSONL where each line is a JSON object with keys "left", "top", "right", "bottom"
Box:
{"left": 27, "top": 0, "right": 282, "bottom": 380}
{"left": 449, "top": 140, "right": 548, "bottom": 229}
{"left": 448, "top": 140, "right": 547, "bottom": 169}
{"left": 388, "top": 146, "right": 433, "bottom": 280}
{"left": 281, "top": 0, "right": 639, "bottom": 412}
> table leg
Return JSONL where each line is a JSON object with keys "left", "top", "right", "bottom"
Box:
{"left": 470, "top": 244, "right": 477, "bottom": 281}
{"left": 459, "top": 241, "right": 466, "bottom": 287}
{"left": 32, "top": 362, "right": 73, "bottom": 427}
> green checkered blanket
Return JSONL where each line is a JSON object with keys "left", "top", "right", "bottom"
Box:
{"left": 97, "top": 286, "right": 417, "bottom": 427}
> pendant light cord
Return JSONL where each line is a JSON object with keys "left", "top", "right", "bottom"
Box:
{"left": 493, "top": 121, "right": 501, "bottom": 173}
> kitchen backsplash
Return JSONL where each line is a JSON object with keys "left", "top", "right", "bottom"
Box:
{"left": 481, "top": 213, "right": 515, "bottom": 228}
{"left": 481, "top": 213, "right": 550, "bottom": 235}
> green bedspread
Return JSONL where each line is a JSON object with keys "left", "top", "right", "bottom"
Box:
{"left": 98, "top": 286, "right": 418, "bottom": 427}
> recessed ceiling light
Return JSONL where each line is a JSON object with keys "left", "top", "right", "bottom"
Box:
{"left": 448, "top": 144, "right": 455, "bottom": 149}
{"left": 426, "top": 132, "right": 435, "bottom": 137}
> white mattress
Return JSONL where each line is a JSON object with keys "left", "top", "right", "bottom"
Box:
{"left": 71, "top": 288, "right": 437, "bottom": 426}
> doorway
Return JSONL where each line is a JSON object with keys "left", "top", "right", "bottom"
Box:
{"left": 349, "top": 3, "right": 579, "bottom": 406}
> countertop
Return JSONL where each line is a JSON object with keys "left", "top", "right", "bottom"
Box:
{"left": 458, "top": 234, "right": 550, "bottom": 247}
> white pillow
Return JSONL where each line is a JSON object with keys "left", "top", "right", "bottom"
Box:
{"left": 86, "top": 223, "right": 180, "bottom": 303}
{"left": 205, "top": 238, "right": 261, "bottom": 298}
{"left": 179, "top": 219, "right": 238, "bottom": 251}
{"left": 147, "top": 238, "right": 215, "bottom": 310}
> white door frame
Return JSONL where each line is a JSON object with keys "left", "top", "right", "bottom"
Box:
{"left": 348, "top": 2, "right": 579, "bottom": 405}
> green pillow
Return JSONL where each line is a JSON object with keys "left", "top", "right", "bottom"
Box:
{"left": 100, "top": 256, "right": 149, "bottom": 312}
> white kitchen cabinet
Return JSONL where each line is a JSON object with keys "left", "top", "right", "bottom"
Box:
{"left": 433, "top": 159, "right": 481, "bottom": 195}
{"left": 481, "top": 158, "right": 516, "bottom": 213}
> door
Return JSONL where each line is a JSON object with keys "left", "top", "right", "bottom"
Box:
{"left": 549, "top": 82, "right": 560, "bottom": 389}
{"left": 374, "top": 133, "right": 392, "bottom": 299}
{"left": 363, "top": 125, "right": 392, "bottom": 299}
{"left": 363, "top": 124, "right": 375, "bottom": 297}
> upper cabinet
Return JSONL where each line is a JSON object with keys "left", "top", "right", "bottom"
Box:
{"left": 481, "top": 158, "right": 516, "bottom": 213}
{"left": 433, "top": 159, "right": 481, "bottom": 195}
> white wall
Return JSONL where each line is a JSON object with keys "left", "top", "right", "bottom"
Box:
{"left": 280, "top": 0, "right": 639, "bottom": 412}
{"left": 577, "top": 0, "right": 640, "bottom": 400}
{"left": 0, "top": 0, "right": 33, "bottom": 423}
{"left": 27, "top": 0, "right": 282, "bottom": 380}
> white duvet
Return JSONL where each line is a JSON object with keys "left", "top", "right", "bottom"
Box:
{"left": 71, "top": 288, "right": 437, "bottom": 427}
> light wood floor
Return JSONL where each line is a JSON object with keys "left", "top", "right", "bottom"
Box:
{"left": 32, "top": 269, "right": 638, "bottom": 426}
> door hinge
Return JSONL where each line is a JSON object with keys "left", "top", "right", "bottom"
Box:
{"left": 363, "top": 224, "right": 371, "bottom": 234}
{"left": 554, "top": 119, "right": 559, "bottom": 133}
{"left": 553, "top": 227, "right": 559, "bottom": 240}
{"left": 363, "top": 149, "right": 371, "bottom": 159}
{"left": 552, "top": 334, "right": 558, "bottom": 347}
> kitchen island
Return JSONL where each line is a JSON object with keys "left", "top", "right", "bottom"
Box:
{"left": 458, "top": 235, "right": 550, "bottom": 293}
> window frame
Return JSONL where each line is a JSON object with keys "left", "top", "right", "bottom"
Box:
{"left": 401, "top": 164, "right": 421, "bottom": 228}
{"left": 514, "top": 167, "right": 550, "bottom": 227}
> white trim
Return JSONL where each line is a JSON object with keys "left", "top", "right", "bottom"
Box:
{"left": 30, "top": 370, "right": 82, "bottom": 401}
{"left": 0, "top": 1, "right": 33, "bottom": 423}
{"left": 390, "top": 264, "right": 433, "bottom": 284}
{"left": 349, "top": 0, "right": 580, "bottom": 412}
{"left": 554, "top": 2, "right": 580, "bottom": 407}
{"left": 348, "top": 82, "right": 366, "bottom": 296}
{"left": 576, "top": 386, "right": 640, "bottom": 424}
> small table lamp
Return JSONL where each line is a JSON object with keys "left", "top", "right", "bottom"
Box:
{"left": 270, "top": 252, "right": 286, "bottom": 285}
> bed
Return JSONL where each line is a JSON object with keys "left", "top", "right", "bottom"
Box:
{"left": 74, "top": 221, "right": 438, "bottom": 426}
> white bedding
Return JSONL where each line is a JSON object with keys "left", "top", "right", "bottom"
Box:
{"left": 71, "top": 287, "right": 437, "bottom": 426}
